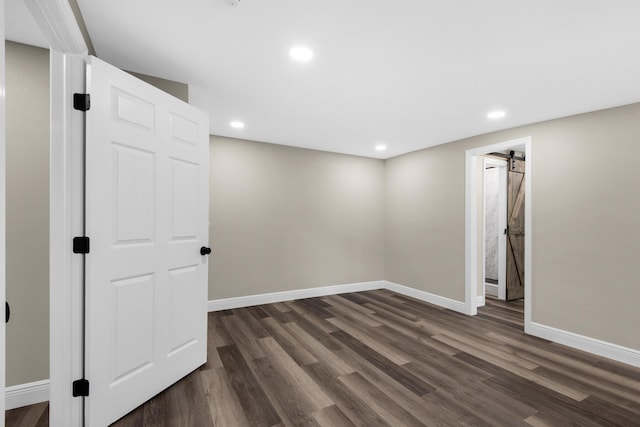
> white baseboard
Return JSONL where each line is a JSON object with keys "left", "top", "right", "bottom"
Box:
{"left": 208, "top": 281, "right": 386, "bottom": 311}
{"left": 208, "top": 280, "right": 465, "bottom": 315}
{"left": 6, "top": 379, "right": 49, "bottom": 410}
{"left": 526, "top": 322, "right": 640, "bottom": 369}
{"left": 485, "top": 282, "right": 498, "bottom": 297}
{"left": 383, "top": 281, "right": 466, "bottom": 314}
{"left": 476, "top": 295, "right": 485, "bottom": 307}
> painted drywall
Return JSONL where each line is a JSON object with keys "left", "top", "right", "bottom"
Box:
{"left": 209, "top": 136, "right": 385, "bottom": 300}
{"left": 127, "top": 71, "right": 188, "bottom": 103}
{"left": 385, "top": 101, "right": 640, "bottom": 351}
{"left": 68, "top": 0, "right": 96, "bottom": 56}
{"left": 385, "top": 142, "right": 467, "bottom": 301}
{"left": 5, "top": 41, "right": 50, "bottom": 386}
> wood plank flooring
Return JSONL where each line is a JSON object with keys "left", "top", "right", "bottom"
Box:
{"left": 7, "top": 290, "right": 640, "bottom": 426}
{"left": 5, "top": 402, "right": 48, "bottom": 427}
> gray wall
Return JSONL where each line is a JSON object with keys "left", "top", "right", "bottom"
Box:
{"left": 385, "top": 102, "right": 640, "bottom": 351}
{"left": 209, "top": 136, "right": 385, "bottom": 300}
{"left": 5, "top": 41, "right": 50, "bottom": 386}
{"left": 127, "top": 71, "right": 188, "bottom": 103}
{"left": 385, "top": 142, "right": 468, "bottom": 301}
{"left": 68, "top": 0, "right": 96, "bottom": 56}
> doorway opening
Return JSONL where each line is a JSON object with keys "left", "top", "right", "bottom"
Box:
{"left": 464, "top": 137, "right": 532, "bottom": 331}
{"left": 482, "top": 149, "right": 527, "bottom": 303}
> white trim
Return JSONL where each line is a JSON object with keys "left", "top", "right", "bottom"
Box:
{"left": 484, "top": 282, "right": 498, "bottom": 297}
{"left": 6, "top": 380, "right": 50, "bottom": 410}
{"left": 497, "top": 162, "right": 507, "bottom": 301}
{"left": 49, "top": 51, "right": 86, "bottom": 427}
{"left": 383, "top": 281, "right": 466, "bottom": 314}
{"left": 523, "top": 140, "right": 533, "bottom": 328}
{"left": 476, "top": 295, "right": 485, "bottom": 307}
{"left": 465, "top": 137, "right": 532, "bottom": 320}
{"left": 208, "top": 281, "right": 386, "bottom": 311}
{"left": 24, "top": 0, "right": 88, "bottom": 54}
{"left": 208, "top": 280, "right": 467, "bottom": 314}
{"left": 32, "top": 2, "right": 87, "bottom": 424}
{"left": 527, "top": 322, "right": 640, "bottom": 369}
{"left": 464, "top": 151, "right": 478, "bottom": 315}
{"left": 481, "top": 159, "right": 486, "bottom": 305}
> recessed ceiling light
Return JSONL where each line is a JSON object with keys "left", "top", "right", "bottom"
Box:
{"left": 230, "top": 121, "right": 245, "bottom": 129}
{"left": 289, "top": 46, "right": 314, "bottom": 62}
{"left": 375, "top": 144, "right": 387, "bottom": 151}
{"left": 487, "top": 110, "right": 506, "bottom": 119}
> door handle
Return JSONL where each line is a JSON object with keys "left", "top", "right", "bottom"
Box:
{"left": 200, "top": 246, "right": 212, "bottom": 256}
{"left": 6, "top": 301, "right": 10, "bottom": 324}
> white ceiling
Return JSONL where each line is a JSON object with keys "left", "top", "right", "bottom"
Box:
{"left": 5, "top": 0, "right": 50, "bottom": 49}
{"left": 11, "top": 1, "right": 640, "bottom": 159}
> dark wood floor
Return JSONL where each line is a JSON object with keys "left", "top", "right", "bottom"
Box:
{"left": 7, "top": 290, "right": 640, "bottom": 426}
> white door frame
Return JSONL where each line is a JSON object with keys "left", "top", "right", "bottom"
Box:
{"left": 47, "top": 52, "right": 86, "bottom": 427}
{"left": 24, "top": 1, "right": 88, "bottom": 426}
{"left": 481, "top": 157, "right": 507, "bottom": 301}
{"left": 464, "top": 137, "right": 532, "bottom": 329}
{"left": 1, "top": 0, "right": 7, "bottom": 422}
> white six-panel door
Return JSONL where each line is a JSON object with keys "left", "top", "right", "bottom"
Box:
{"left": 85, "top": 57, "right": 209, "bottom": 426}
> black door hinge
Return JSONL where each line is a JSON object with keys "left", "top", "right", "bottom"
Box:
{"left": 73, "top": 93, "right": 91, "bottom": 111}
{"left": 73, "top": 236, "right": 90, "bottom": 254}
{"left": 72, "top": 379, "right": 90, "bottom": 397}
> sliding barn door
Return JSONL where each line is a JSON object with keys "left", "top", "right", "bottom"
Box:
{"left": 85, "top": 57, "right": 210, "bottom": 426}
{"left": 506, "top": 158, "right": 525, "bottom": 301}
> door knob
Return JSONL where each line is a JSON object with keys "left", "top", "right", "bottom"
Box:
{"left": 200, "top": 246, "right": 212, "bottom": 256}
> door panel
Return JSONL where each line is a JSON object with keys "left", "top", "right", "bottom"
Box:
{"left": 506, "top": 158, "right": 525, "bottom": 301}
{"left": 113, "top": 88, "right": 155, "bottom": 130}
{"left": 112, "top": 144, "right": 155, "bottom": 244}
{"left": 85, "top": 56, "right": 209, "bottom": 426}
{"left": 171, "top": 159, "right": 199, "bottom": 240}
{"left": 112, "top": 274, "right": 155, "bottom": 383}
{"left": 169, "top": 265, "right": 200, "bottom": 354}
